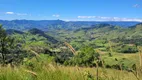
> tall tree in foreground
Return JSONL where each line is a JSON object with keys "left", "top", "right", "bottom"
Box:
{"left": 0, "top": 25, "right": 14, "bottom": 65}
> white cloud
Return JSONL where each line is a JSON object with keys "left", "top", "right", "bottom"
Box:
{"left": 52, "top": 14, "right": 60, "bottom": 17}
{"left": 5, "top": 12, "right": 29, "bottom": 16}
{"left": 78, "top": 16, "right": 96, "bottom": 18}
{"left": 5, "top": 12, "right": 14, "bottom": 14}
{"left": 16, "top": 13, "right": 27, "bottom": 16}
{"left": 77, "top": 16, "right": 142, "bottom": 22}
{"left": 62, "top": 19, "right": 79, "bottom": 21}
{"left": 133, "top": 4, "right": 140, "bottom": 8}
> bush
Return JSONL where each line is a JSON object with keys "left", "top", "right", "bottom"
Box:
{"left": 66, "top": 46, "right": 100, "bottom": 67}
{"left": 120, "top": 45, "right": 138, "bottom": 53}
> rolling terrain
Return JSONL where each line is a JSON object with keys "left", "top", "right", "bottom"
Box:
{"left": 0, "top": 21, "right": 142, "bottom": 80}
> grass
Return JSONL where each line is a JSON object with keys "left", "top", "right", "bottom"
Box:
{"left": 0, "top": 64, "right": 140, "bottom": 80}
{"left": 0, "top": 59, "right": 141, "bottom": 80}
{"left": 0, "top": 50, "right": 141, "bottom": 80}
{"left": 0, "top": 46, "right": 142, "bottom": 80}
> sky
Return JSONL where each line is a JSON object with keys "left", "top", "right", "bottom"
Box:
{"left": 0, "top": 0, "right": 142, "bottom": 21}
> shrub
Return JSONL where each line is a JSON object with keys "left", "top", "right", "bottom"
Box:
{"left": 121, "top": 45, "right": 138, "bottom": 53}
{"left": 66, "top": 46, "right": 100, "bottom": 67}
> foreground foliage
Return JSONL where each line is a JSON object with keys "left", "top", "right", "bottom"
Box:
{"left": 0, "top": 53, "right": 142, "bottom": 80}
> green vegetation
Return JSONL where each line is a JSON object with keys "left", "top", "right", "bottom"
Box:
{"left": 0, "top": 22, "right": 142, "bottom": 80}
{"left": 64, "top": 46, "right": 100, "bottom": 67}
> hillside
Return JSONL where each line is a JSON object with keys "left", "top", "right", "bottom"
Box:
{"left": 0, "top": 22, "right": 142, "bottom": 80}
{"left": 6, "top": 29, "right": 24, "bottom": 35}
{"left": 46, "top": 23, "right": 142, "bottom": 52}
{"left": 28, "top": 28, "right": 58, "bottom": 43}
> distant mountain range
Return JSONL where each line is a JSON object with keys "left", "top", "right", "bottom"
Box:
{"left": 4, "top": 21, "right": 142, "bottom": 46}
{"left": 0, "top": 20, "right": 141, "bottom": 31}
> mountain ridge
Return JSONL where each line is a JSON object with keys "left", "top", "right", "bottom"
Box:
{"left": 0, "top": 20, "right": 141, "bottom": 31}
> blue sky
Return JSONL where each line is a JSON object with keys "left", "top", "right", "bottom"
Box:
{"left": 0, "top": 0, "right": 142, "bottom": 21}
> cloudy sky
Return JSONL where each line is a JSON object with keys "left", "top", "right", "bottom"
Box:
{"left": 0, "top": 0, "right": 142, "bottom": 21}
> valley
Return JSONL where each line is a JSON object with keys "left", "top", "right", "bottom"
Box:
{"left": 0, "top": 20, "right": 142, "bottom": 80}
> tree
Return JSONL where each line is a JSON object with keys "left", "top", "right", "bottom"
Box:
{"left": 0, "top": 25, "right": 14, "bottom": 64}
{"left": 67, "top": 46, "right": 100, "bottom": 67}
